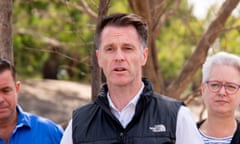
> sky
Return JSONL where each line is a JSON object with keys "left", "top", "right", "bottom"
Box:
{"left": 187, "top": 0, "right": 239, "bottom": 19}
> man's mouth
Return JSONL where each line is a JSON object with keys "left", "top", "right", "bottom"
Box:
{"left": 114, "top": 67, "right": 126, "bottom": 72}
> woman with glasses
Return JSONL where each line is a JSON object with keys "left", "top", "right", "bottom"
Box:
{"left": 198, "top": 52, "right": 240, "bottom": 143}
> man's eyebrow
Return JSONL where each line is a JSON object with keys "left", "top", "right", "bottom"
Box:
{"left": 0, "top": 86, "right": 12, "bottom": 91}
{"left": 122, "top": 43, "right": 134, "bottom": 47}
{"left": 102, "top": 43, "right": 114, "bottom": 49}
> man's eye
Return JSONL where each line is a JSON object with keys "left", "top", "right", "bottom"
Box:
{"left": 106, "top": 47, "right": 113, "bottom": 51}
{"left": 2, "top": 87, "right": 12, "bottom": 93}
{"left": 124, "top": 47, "right": 133, "bottom": 51}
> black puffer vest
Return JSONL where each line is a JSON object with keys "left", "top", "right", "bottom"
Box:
{"left": 72, "top": 78, "right": 183, "bottom": 144}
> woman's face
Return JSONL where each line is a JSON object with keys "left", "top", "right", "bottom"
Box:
{"left": 201, "top": 64, "right": 240, "bottom": 117}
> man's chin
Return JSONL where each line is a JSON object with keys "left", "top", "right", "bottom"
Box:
{"left": 110, "top": 80, "right": 129, "bottom": 86}
{"left": 0, "top": 114, "right": 12, "bottom": 122}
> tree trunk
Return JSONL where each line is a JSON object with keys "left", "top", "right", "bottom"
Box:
{"left": 91, "top": 0, "right": 110, "bottom": 100}
{"left": 128, "top": 0, "right": 166, "bottom": 93}
{"left": 0, "top": 0, "right": 13, "bottom": 62}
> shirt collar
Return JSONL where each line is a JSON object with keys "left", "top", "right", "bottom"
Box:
{"left": 16, "top": 105, "right": 31, "bottom": 129}
{"left": 107, "top": 82, "right": 144, "bottom": 111}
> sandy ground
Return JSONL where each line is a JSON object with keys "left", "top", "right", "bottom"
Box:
{"left": 18, "top": 79, "right": 91, "bottom": 128}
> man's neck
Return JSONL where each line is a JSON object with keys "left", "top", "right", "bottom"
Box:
{"left": 108, "top": 81, "right": 143, "bottom": 111}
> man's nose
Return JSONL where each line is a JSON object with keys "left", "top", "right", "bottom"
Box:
{"left": 0, "top": 95, "right": 5, "bottom": 104}
{"left": 115, "top": 49, "right": 124, "bottom": 61}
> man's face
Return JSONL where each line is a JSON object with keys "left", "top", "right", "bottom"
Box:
{"left": 0, "top": 70, "right": 20, "bottom": 124}
{"left": 96, "top": 25, "right": 148, "bottom": 87}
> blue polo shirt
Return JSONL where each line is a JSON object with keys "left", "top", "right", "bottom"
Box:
{"left": 0, "top": 105, "right": 63, "bottom": 144}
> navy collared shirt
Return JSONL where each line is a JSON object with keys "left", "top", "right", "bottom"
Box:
{"left": 0, "top": 105, "right": 63, "bottom": 144}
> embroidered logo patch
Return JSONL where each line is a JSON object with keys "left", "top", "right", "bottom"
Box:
{"left": 149, "top": 124, "right": 166, "bottom": 132}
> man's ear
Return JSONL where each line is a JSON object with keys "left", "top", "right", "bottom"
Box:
{"left": 142, "top": 48, "right": 148, "bottom": 66}
{"left": 16, "top": 81, "right": 21, "bottom": 93}
{"left": 96, "top": 50, "right": 102, "bottom": 68}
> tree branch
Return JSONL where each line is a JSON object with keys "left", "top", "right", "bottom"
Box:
{"left": 153, "top": 0, "right": 181, "bottom": 35}
{"left": 17, "top": 28, "right": 67, "bottom": 50}
{"left": 79, "top": 0, "right": 97, "bottom": 19}
{"left": 59, "top": 0, "right": 97, "bottom": 20}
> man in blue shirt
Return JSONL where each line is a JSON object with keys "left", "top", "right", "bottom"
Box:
{"left": 0, "top": 58, "right": 63, "bottom": 144}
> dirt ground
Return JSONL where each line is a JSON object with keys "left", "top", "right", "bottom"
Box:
{"left": 18, "top": 79, "right": 91, "bottom": 128}
{"left": 19, "top": 79, "right": 235, "bottom": 129}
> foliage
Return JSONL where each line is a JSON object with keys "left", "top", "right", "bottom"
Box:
{"left": 13, "top": 0, "right": 95, "bottom": 81}
{"left": 156, "top": 1, "right": 203, "bottom": 84}
{"left": 13, "top": 0, "right": 131, "bottom": 82}
{"left": 219, "top": 15, "right": 240, "bottom": 53}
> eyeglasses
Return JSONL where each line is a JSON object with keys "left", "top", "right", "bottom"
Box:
{"left": 206, "top": 81, "right": 240, "bottom": 95}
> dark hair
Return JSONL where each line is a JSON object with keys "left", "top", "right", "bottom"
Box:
{"left": 0, "top": 58, "right": 16, "bottom": 81}
{"left": 94, "top": 13, "right": 148, "bottom": 49}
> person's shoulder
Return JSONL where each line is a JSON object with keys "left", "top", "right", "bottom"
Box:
{"left": 149, "top": 93, "right": 184, "bottom": 113}
{"left": 74, "top": 101, "right": 96, "bottom": 112}
{"left": 17, "top": 105, "right": 62, "bottom": 130}
{"left": 72, "top": 101, "right": 101, "bottom": 119}
{"left": 153, "top": 92, "right": 183, "bottom": 104}
{"left": 20, "top": 111, "right": 63, "bottom": 143}
{"left": 25, "top": 111, "right": 63, "bottom": 132}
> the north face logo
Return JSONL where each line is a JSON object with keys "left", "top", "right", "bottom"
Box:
{"left": 149, "top": 124, "right": 166, "bottom": 132}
